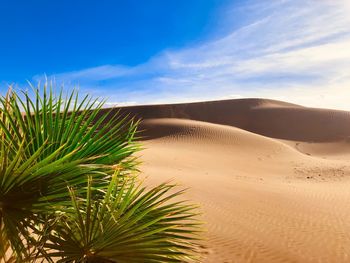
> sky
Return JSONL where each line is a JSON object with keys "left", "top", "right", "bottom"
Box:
{"left": 1, "top": 0, "right": 350, "bottom": 110}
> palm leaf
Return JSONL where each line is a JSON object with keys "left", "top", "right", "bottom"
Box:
{"left": 0, "top": 84, "right": 140, "bottom": 259}
{"left": 42, "top": 174, "right": 201, "bottom": 262}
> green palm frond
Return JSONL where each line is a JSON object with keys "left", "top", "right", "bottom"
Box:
{"left": 0, "top": 85, "right": 139, "bottom": 167}
{"left": 42, "top": 174, "right": 201, "bottom": 263}
{"left": 0, "top": 84, "right": 140, "bottom": 258}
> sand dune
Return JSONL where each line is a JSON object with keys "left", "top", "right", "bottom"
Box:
{"left": 115, "top": 99, "right": 350, "bottom": 262}
{"left": 110, "top": 98, "right": 350, "bottom": 142}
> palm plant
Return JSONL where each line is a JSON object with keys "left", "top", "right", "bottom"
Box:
{"left": 0, "top": 85, "right": 200, "bottom": 262}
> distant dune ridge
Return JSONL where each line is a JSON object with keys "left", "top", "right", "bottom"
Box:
{"left": 108, "top": 98, "right": 350, "bottom": 142}
{"left": 106, "top": 99, "right": 350, "bottom": 262}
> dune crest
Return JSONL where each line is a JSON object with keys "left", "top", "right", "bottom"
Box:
{"left": 109, "top": 98, "right": 350, "bottom": 142}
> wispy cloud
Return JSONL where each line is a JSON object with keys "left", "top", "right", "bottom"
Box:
{"left": 35, "top": 0, "right": 350, "bottom": 110}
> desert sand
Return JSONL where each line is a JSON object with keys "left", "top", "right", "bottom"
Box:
{"left": 113, "top": 99, "right": 350, "bottom": 262}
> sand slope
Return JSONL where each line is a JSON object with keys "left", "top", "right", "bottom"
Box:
{"left": 116, "top": 99, "right": 350, "bottom": 262}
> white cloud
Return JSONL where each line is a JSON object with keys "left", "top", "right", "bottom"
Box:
{"left": 33, "top": 65, "right": 131, "bottom": 83}
{"left": 35, "top": 0, "right": 350, "bottom": 110}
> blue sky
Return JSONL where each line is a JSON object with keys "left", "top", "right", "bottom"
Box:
{"left": 1, "top": 0, "right": 350, "bottom": 109}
